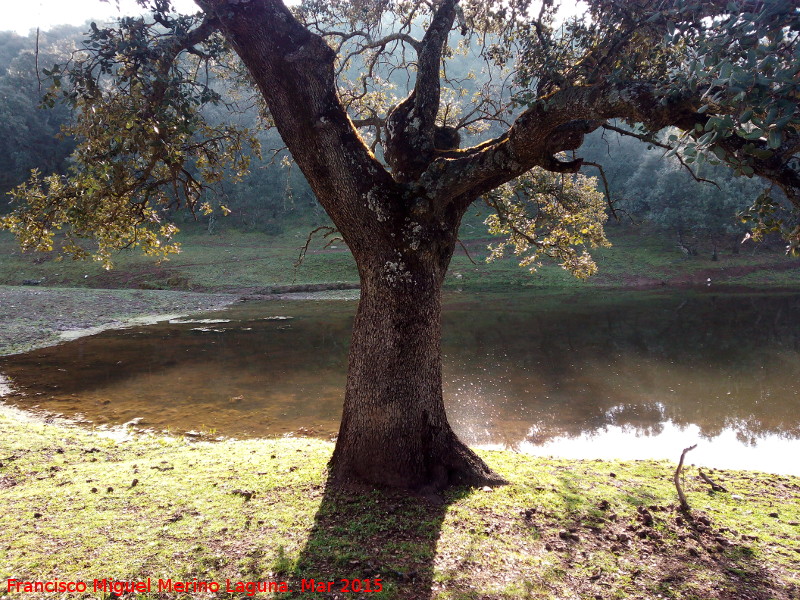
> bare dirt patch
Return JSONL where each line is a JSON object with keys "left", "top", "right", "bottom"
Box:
{"left": 0, "top": 285, "right": 240, "bottom": 356}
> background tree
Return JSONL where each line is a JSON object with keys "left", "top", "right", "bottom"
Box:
{"left": 0, "top": 29, "right": 79, "bottom": 199}
{"left": 2, "top": 0, "right": 799, "bottom": 490}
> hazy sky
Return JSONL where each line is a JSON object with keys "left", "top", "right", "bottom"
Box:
{"left": 5, "top": 0, "right": 201, "bottom": 35}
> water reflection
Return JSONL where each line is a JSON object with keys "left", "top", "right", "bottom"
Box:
{"left": 2, "top": 290, "right": 799, "bottom": 474}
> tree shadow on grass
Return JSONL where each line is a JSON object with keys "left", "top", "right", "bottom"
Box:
{"left": 279, "top": 483, "right": 472, "bottom": 600}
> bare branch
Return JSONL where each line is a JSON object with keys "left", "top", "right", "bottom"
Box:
{"left": 457, "top": 239, "right": 478, "bottom": 265}
{"left": 325, "top": 30, "right": 421, "bottom": 52}
{"left": 35, "top": 28, "right": 42, "bottom": 93}
{"left": 294, "top": 225, "right": 338, "bottom": 269}
{"left": 674, "top": 444, "right": 697, "bottom": 513}
{"left": 582, "top": 160, "right": 618, "bottom": 220}
{"left": 600, "top": 123, "right": 720, "bottom": 188}
{"left": 698, "top": 470, "right": 728, "bottom": 493}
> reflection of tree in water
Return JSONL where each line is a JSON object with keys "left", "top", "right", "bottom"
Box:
{"left": 442, "top": 293, "right": 800, "bottom": 444}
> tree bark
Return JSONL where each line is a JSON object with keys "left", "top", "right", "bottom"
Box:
{"left": 329, "top": 243, "right": 505, "bottom": 491}
{"left": 201, "top": 0, "right": 506, "bottom": 491}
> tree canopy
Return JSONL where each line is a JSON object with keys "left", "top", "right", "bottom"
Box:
{"left": 2, "top": 0, "right": 799, "bottom": 489}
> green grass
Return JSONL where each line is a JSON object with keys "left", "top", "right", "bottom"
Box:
{"left": 2, "top": 225, "right": 799, "bottom": 294}
{"left": 1, "top": 413, "right": 798, "bottom": 599}
{"left": 0, "top": 229, "right": 360, "bottom": 292}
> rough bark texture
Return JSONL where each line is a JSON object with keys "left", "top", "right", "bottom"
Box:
{"left": 331, "top": 257, "right": 504, "bottom": 489}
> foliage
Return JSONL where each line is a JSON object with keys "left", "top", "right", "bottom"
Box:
{"left": 577, "top": 124, "right": 792, "bottom": 256}
{"left": 1, "top": 12, "right": 257, "bottom": 267}
{"left": 512, "top": 0, "right": 800, "bottom": 247}
{"left": 484, "top": 168, "right": 609, "bottom": 278}
{"left": 3, "top": 1, "right": 799, "bottom": 269}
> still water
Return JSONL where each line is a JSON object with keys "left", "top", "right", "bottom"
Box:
{"left": 2, "top": 290, "right": 800, "bottom": 474}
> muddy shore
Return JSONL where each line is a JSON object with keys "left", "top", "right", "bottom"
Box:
{"left": 0, "top": 285, "right": 242, "bottom": 356}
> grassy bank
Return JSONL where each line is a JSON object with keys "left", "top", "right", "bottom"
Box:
{"left": 1, "top": 414, "right": 798, "bottom": 599}
{"left": 1, "top": 226, "right": 799, "bottom": 294}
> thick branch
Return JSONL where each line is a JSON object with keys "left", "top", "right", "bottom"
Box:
{"left": 156, "top": 14, "right": 221, "bottom": 64}
{"left": 324, "top": 30, "right": 421, "bottom": 52}
{"left": 199, "top": 0, "right": 398, "bottom": 246}
{"left": 384, "top": 0, "right": 459, "bottom": 181}
{"left": 419, "top": 81, "right": 800, "bottom": 210}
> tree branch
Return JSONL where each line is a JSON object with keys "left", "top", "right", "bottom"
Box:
{"left": 419, "top": 80, "right": 800, "bottom": 211}
{"left": 600, "top": 123, "right": 720, "bottom": 188}
{"left": 156, "top": 14, "right": 221, "bottom": 67}
{"left": 582, "top": 160, "right": 618, "bottom": 220}
{"left": 384, "top": 0, "right": 459, "bottom": 181}
{"left": 202, "top": 0, "right": 398, "bottom": 244}
{"left": 674, "top": 444, "right": 697, "bottom": 513}
{"left": 324, "top": 30, "right": 421, "bottom": 53}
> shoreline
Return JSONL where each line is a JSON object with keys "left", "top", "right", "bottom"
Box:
{"left": 0, "top": 285, "right": 243, "bottom": 357}
{"left": 2, "top": 283, "right": 800, "bottom": 480}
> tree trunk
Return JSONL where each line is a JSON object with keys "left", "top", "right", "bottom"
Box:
{"left": 328, "top": 250, "right": 505, "bottom": 491}
{"left": 207, "top": 0, "right": 505, "bottom": 491}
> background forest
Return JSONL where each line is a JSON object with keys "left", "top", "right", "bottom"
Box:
{"left": 0, "top": 24, "right": 789, "bottom": 260}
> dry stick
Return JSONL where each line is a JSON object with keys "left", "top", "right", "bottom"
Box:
{"left": 698, "top": 469, "right": 728, "bottom": 493}
{"left": 674, "top": 444, "right": 697, "bottom": 512}
{"left": 457, "top": 239, "right": 478, "bottom": 265}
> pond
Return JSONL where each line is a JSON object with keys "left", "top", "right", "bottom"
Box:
{"left": 2, "top": 289, "right": 800, "bottom": 475}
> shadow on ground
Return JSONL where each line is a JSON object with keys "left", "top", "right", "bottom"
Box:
{"left": 277, "top": 483, "right": 471, "bottom": 600}
{"left": 544, "top": 472, "right": 796, "bottom": 600}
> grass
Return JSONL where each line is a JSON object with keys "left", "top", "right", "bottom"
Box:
{"left": 2, "top": 223, "right": 800, "bottom": 599}
{"left": 2, "top": 224, "right": 799, "bottom": 294}
{"left": 0, "top": 229, "right": 360, "bottom": 293}
{"left": 1, "top": 413, "right": 798, "bottom": 599}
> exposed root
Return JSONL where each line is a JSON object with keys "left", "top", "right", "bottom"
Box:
{"left": 327, "top": 432, "right": 507, "bottom": 493}
{"left": 442, "top": 435, "right": 507, "bottom": 489}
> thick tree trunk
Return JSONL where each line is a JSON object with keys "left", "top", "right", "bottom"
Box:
{"left": 206, "top": 0, "right": 505, "bottom": 491}
{"left": 328, "top": 253, "right": 505, "bottom": 491}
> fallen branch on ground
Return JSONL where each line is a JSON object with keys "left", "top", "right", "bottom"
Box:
{"left": 698, "top": 469, "right": 728, "bottom": 492}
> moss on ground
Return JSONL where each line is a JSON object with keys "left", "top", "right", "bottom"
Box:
{"left": 1, "top": 414, "right": 798, "bottom": 599}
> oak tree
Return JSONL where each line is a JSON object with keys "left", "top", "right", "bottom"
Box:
{"left": 3, "top": 0, "right": 800, "bottom": 490}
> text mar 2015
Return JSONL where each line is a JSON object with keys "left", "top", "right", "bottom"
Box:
{"left": 5, "top": 578, "right": 385, "bottom": 596}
